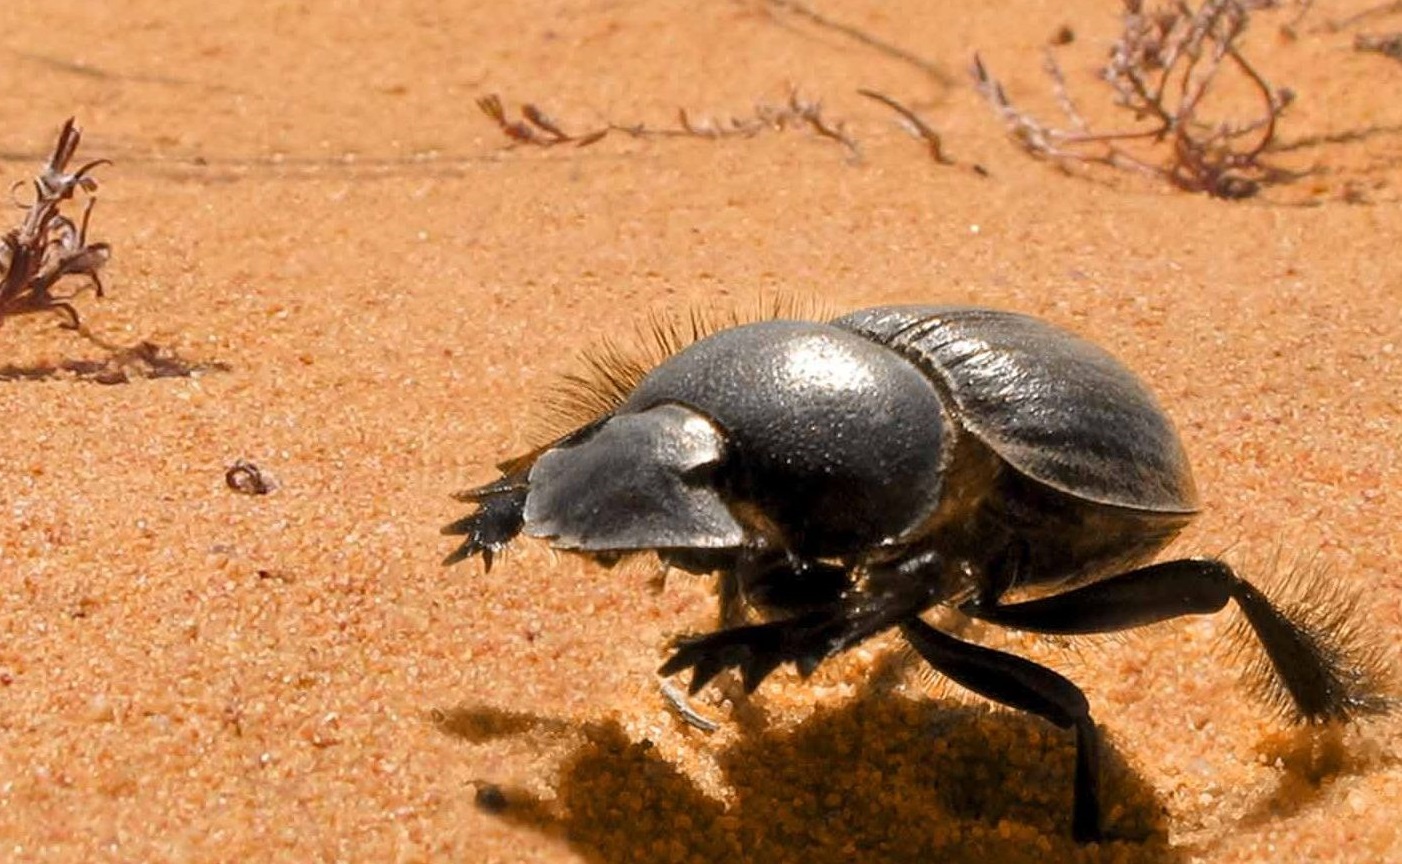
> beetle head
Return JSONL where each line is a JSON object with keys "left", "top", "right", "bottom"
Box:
{"left": 522, "top": 403, "right": 745, "bottom": 551}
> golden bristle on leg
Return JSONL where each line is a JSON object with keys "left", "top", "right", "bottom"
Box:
{"left": 1219, "top": 552, "right": 1394, "bottom": 724}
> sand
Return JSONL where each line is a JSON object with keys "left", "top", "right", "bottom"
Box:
{"left": 1, "top": 0, "right": 1400, "bottom": 861}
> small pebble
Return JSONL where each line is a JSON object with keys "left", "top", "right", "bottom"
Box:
{"left": 474, "top": 782, "right": 508, "bottom": 814}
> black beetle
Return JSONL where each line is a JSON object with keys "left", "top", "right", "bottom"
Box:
{"left": 443, "top": 304, "right": 1387, "bottom": 841}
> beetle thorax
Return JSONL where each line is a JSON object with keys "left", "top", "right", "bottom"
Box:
{"left": 622, "top": 320, "right": 951, "bottom": 558}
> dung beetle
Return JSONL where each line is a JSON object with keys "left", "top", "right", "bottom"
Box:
{"left": 443, "top": 304, "right": 1387, "bottom": 842}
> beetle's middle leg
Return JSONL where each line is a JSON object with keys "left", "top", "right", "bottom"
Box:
{"left": 961, "top": 557, "right": 1390, "bottom": 723}
{"left": 901, "top": 617, "right": 1103, "bottom": 842}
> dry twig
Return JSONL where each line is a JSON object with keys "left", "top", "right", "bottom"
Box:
{"left": 478, "top": 90, "right": 861, "bottom": 161}
{"left": 858, "top": 89, "right": 954, "bottom": 164}
{"left": 0, "top": 118, "right": 110, "bottom": 329}
{"left": 1355, "top": 31, "right": 1402, "bottom": 60}
{"left": 974, "top": 0, "right": 1295, "bottom": 198}
{"left": 761, "top": 0, "right": 952, "bottom": 85}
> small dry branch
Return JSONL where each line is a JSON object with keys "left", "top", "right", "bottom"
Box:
{"left": 1355, "top": 31, "right": 1402, "bottom": 60}
{"left": 974, "top": 0, "right": 1295, "bottom": 198}
{"left": 478, "top": 90, "right": 860, "bottom": 161}
{"left": 761, "top": 0, "right": 952, "bottom": 85}
{"left": 858, "top": 89, "right": 954, "bottom": 164}
{"left": 0, "top": 118, "right": 110, "bottom": 329}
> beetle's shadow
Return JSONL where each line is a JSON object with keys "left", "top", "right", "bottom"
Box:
{"left": 437, "top": 685, "right": 1183, "bottom": 864}
{"left": 1236, "top": 722, "right": 1399, "bottom": 831}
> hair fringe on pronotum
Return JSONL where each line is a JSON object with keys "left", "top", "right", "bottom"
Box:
{"left": 538, "top": 294, "right": 827, "bottom": 434}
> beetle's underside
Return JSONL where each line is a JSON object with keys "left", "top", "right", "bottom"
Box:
{"left": 442, "top": 306, "right": 1391, "bottom": 842}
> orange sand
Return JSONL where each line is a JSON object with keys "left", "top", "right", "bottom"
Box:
{"left": 1, "top": 1, "right": 1400, "bottom": 861}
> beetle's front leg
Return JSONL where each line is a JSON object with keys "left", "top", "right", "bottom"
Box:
{"left": 441, "top": 475, "right": 529, "bottom": 570}
{"left": 441, "top": 416, "right": 616, "bottom": 571}
{"left": 661, "top": 550, "right": 946, "bottom": 693}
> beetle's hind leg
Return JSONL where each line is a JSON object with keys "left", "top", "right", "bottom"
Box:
{"left": 901, "top": 618, "right": 1103, "bottom": 842}
{"left": 441, "top": 475, "right": 529, "bottom": 570}
{"left": 962, "top": 557, "right": 1392, "bottom": 723}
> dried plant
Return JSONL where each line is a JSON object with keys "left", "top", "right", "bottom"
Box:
{"left": 476, "top": 95, "right": 610, "bottom": 148}
{"left": 760, "top": 0, "right": 952, "bottom": 85}
{"left": 974, "top": 0, "right": 1296, "bottom": 198}
{"left": 858, "top": 89, "right": 954, "bottom": 165}
{"left": 1355, "top": 31, "right": 1402, "bottom": 60}
{"left": 0, "top": 118, "right": 110, "bottom": 329}
{"left": 478, "top": 90, "right": 860, "bottom": 161}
